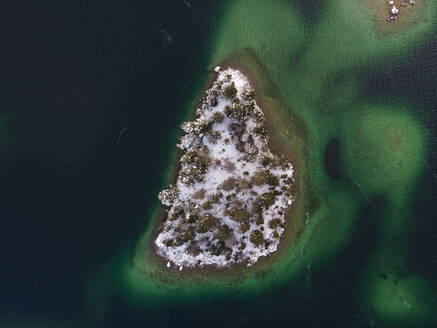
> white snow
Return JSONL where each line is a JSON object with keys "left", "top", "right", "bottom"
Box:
{"left": 155, "top": 68, "right": 295, "bottom": 268}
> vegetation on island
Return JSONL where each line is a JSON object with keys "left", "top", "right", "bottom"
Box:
{"left": 155, "top": 68, "right": 294, "bottom": 268}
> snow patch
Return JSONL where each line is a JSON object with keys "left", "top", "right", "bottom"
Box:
{"left": 156, "top": 68, "right": 295, "bottom": 268}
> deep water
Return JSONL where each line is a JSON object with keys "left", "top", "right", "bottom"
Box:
{"left": 1, "top": 1, "right": 437, "bottom": 327}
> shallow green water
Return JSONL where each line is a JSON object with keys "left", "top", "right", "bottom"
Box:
{"left": 207, "top": 2, "right": 437, "bottom": 325}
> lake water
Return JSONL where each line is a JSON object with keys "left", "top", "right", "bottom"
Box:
{"left": 2, "top": 1, "right": 437, "bottom": 327}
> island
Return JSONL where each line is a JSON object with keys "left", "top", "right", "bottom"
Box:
{"left": 365, "top": 0, "right": 427, "bottom": 33}
{"left": 155, "top": 67, "right": 294, "bottom": 269}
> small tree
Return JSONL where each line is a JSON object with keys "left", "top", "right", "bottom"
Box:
{"left": 250, "top": 230, "right": 264, "bottom": 246}
{"left": 224, "top": 82, "right": 237, "bottom": 99}
{"left": 212, "top": 111, "right": 224, "bottom": 123}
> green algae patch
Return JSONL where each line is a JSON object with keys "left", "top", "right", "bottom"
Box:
{"left": 340, "top": 104, "right": 428, "bottom": 196}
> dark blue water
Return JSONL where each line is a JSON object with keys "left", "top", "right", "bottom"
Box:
{"left": 1, "top": 1, "right": 437, "bottom": 327}
{"left": 0, "top": 0, "right": 219, "bottom": 324}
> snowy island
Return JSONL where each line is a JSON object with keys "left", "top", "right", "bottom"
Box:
{"left": 155, "top": 67, "right": 294, "bottom": 269}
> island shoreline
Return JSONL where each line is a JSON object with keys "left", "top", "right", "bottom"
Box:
{"left": 133, "top": 49, "right": 313, "bottom": 283}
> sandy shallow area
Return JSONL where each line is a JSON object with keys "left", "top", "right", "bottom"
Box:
{"left": 365, "top": 0, "right": 428, "bottom": 35}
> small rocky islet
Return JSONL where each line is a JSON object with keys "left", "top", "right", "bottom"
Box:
{"left": 385, "top": 0, "right": 417, "bottom": 23}
{"left": 155, "top": 67, "right": 295, "bottom": 269}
